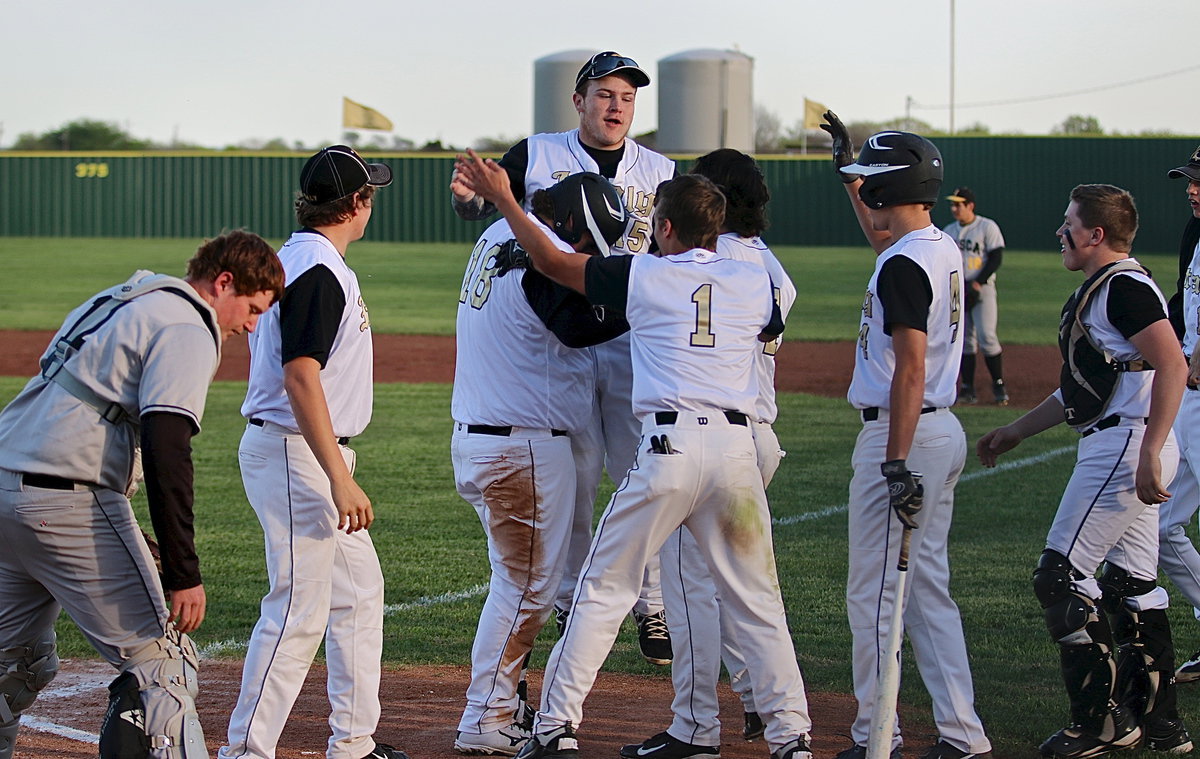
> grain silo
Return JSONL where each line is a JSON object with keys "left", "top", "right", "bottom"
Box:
{"left": 533, "top": 50, "right": 597, "bottom": 134}
{"left": 657, "top": 49, "right": 754, "bottom": 153}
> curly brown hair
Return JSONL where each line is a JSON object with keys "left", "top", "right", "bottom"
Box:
{"left": 691, "top": 149, "right": 769, "bottom": 238}
{"left": 186, "top": 230, "right": 284, "bottom": 302}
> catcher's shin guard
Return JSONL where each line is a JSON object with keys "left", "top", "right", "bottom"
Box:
{"left": 0, "top": 631, "right": 59, "bottom": 759}
{"left": 1100, "top": 565, "right": 1183, "bottom": 733}
{"left": 100, "top": 628, "right": 206, "bottom": 759}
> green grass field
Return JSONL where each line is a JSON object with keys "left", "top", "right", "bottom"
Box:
{"left": 1, "top": 237, "right": 1196, "bottom": 756}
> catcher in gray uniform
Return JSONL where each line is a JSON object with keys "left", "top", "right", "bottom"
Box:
{"left": 0, "top": 232, "right": 283, "bottom": 759}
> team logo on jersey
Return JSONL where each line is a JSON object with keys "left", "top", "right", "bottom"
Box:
{"left": 1186, "top": 270, "right": 1200, "bottom": 295}
{"left": 120, "top": 708, "right": 145, "bottom": 730}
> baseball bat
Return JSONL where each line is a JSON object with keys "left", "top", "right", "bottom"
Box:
{"left": 866, "top": 525, "right": 913, "bottom": 759}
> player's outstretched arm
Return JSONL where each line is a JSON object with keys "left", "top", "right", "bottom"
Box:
{"left": 450, "top": 167, "right": 497, "bottom": 220}
{"left": 976, "top": 394, "right": 1066, "bottom": 467}
{"left": 820, "top": 110, "right": 892, "bottom": 255}
{"left": 1130, "top": 318, "right": 1187, "bottom": 504}
{"left": 455, "top": 149, "right": 588, "bottom": 293}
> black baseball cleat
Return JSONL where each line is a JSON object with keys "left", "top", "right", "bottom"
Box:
{"left": 619, "top": 731, "right": 720, "bottom": 759}
{"left": 835, "top": 743, "right": 901, "bottom": 759}
{"left": 362, "top": 741, "right": 411, "bottom": 759}
{"left": 919, "top": 740, "right": 992, "bottom": 759}
{"left": 515, "top": 724, "right": 579, "bottom": 759}
{"left": 1146, "top": 717, "right": 1194, "bottom": 754}
{"left": 743, "top": 711, "right": 765, "bottom": 742}
{"left": 771, "top": 736, "right": 814, "bottom": 759}
{"left": 992, "top": 380, "right": 1009, "bottom": 406}
{"left": 1038, "top": 723, "right": 1142, "bottom": 758}
{"left": 633, "top": 610, "right": 672, "bottom": 665}
{"left": 554, "top": 606, "right": 570, "bottom": 638}
{"left": 1176, "top": 650, "right": 1200, "bottom": 684}
{"left": 957, "top": 386, "right": 977, "bottom": 405}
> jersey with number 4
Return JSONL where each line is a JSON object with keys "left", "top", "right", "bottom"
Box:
{"left": 848, "top": 226, "right": 964, "bottom": 410}
{"left": 523, "top": 129, "right": 675, "bottom": 256}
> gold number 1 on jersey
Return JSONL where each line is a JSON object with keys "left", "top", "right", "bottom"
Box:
{"left": 691, "top": 284, "right": 716, "bottom": 347}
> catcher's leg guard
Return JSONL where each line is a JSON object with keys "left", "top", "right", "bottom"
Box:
{"left": 0, "top": 631, "right": 59, "bottom": 759}
{"left": 1099, "top": 564, "right": 1190, "bottom": 749}
{"left": 1034, "top": 550, "right": 1121, "bottom": 736}
{"left": 100, "top": 628, "right": 206, "bottom": 759}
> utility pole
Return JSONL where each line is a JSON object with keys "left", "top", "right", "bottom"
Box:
{"left": 949, "top": 0, "right": 956, "bottom": 134}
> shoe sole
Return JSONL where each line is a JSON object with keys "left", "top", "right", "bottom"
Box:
{"left": 744, "top": 731, "right": 765, "bottom": 743}
{"left": 455, "top": 741, "right": 523, "bottom": 756}
{"left": 1147, "top": 738, "right": 1194, "bottom": 754}
{"left": 619, "top": 750, "right": 720, "bottom": 759}
{"left": 1176, "top": 670, "right": 1200, "bottom": 684}
{"left": 642, "top": 655, "right": 672, "bottom": 666}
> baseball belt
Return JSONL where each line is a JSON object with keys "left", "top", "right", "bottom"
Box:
{"left": 654, "top": 410, "right": 748, "bottom": 426}
{"left": 861, "top": 406, "right": 937, "bottom": 423}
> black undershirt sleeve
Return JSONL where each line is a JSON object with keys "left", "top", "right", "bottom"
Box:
{"left": 1107, "top": 275, "right": 1167, "bottom": 339}
{"left": 141, "top": 411, "right": 201, "bottom": 590}
{"left": 522, "top": 268, "right": 629, "bottom": 348}
{"left": 584, "top": 255, "right": 634, "bottom": 313}
{"left": 497, "top": 140, "right": 531, "bottom": 205}
{"left": 877, "top": 256, "right": 933, "bottom": 335}
{"left": 280, "top": 265, "right": 345, "bottom": 367}
{"left": 976, "top": 247, "right": 1004, "bottom": 283}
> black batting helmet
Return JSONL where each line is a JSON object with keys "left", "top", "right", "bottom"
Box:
{"left": 839, "top": 131, "right": 944, "bottom": 209}
{"left": 547, "top": 172, "right": 630, "bottom": 256}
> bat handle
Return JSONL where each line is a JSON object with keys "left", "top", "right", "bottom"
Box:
{"left": 896, "top": 526, "right": 913, "bottom": 572}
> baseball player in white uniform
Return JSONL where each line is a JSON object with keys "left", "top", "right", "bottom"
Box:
{"left": 621, "top": 150, "right": 795, "bottom": 759}
{"left": 0, "top": 231, "right": 283, "bottom": 759}
{"left": 456, "top": 153, "right": 815, "bottom": 759}
{"left": 1159, "top": 146, "right": 1200, "bottom": 684}
{"left": 820, "top": 114, "right": 992, "bottom": 759}
{"left": 451, "top": 51, "right": 677, "bottom": 664}
{"left": 943, "top": 187, "right": 1008, "bottom": 405}
{"left": 452, "top": 172, "right": 632, "bottom": 755}
{"left": 978, "top": 184, "right": 1190, "bottom": 759}
{"left": 219, "top": 147, "right": 408, "bottom": 759}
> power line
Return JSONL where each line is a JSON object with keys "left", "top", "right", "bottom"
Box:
{"left": 913, "top": 63, "right": 1200, "bottom": 110}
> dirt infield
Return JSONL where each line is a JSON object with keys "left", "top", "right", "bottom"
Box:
{"left": 0, "top": 330, "right": 1062, "bottom": 407}
{"left": 2, "top": 329, "right": 1051, "bottom": 758}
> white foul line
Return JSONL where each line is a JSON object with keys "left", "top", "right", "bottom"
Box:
{"left": 24, "top": 446, "right": 1069, "bottom": 744}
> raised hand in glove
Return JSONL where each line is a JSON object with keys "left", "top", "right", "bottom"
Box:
{"left": 881, "top": 459, "right": 923, "bottom": 529}
{"left": 492, "top": 239, "right": 530, "bottom": 277}
{"left": 819, "top": 110, "right": 858, "bottom": 183}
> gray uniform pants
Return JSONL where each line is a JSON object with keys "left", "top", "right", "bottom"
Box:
{"left": 963, "top": 280, "right": 1001, "bottom": 357}
{"left": 0, "top": 468, "right": 168, "bottom": 664}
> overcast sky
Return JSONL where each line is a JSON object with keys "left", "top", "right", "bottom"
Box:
{"left": 2, "top": 0, "right": 1198, "bottom": 150}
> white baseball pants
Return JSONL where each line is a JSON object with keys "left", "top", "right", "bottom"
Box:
{"left": 1159, "top": 389, "right": 1200, "bottom": 618}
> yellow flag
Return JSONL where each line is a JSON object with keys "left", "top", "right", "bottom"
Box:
{"left": 343, "top": 97, "right": 394, "bottom": 131}
{"left": 803, "top": 98, "right": 829, "bottom": 130}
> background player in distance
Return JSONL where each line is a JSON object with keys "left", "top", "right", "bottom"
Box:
{"left": 451, "top": 171, "right": 631, "bottom": 756}
{"left": 0, "top": 231, "right": 283, "bottom": 759}
{"left": 456, "top": 150, "right": 815, "bottom": 759}
{"left": 978, "top": 184, "right": 1189, "bottom": 758}
{"left": 943, "top": 187, "right": 1008, "bottom": 405}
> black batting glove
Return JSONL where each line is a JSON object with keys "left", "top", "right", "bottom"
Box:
{"left": 881, "top": 459, "right": 923, "bottom": 529}
{"left": 819, "top": 110, "right": 858, "bottom": 183}
{"left": 491, "top": 239, "right": 529, "bottom": 277}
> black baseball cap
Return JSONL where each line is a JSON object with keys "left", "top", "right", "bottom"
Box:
{"left": 299, "top": 145, "right": 393, "bottom": 204}
{"left": 1167, "top": 145, "right": 1200, "bottom": 181}
{"left": 945, "top": 187, "right": 976, "bottom": 205}
{"left": 575, "top": 51, "right": 651, "bottom": 89}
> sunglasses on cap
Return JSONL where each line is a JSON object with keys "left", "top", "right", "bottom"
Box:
{"left": 576, "top": 51, "right": 650, "bottom": 88}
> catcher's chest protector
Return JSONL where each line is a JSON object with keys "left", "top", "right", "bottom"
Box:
{"left": 1058, "top": 260, "right": 1152, "bottom": 428}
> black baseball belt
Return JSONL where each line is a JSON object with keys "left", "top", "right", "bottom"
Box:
{"left": 466, "top": 424, "right": 567, "bottom": 437}
{"left": 249, "top": 417, "right": 351, "bottom": 446}
{"left": 861, "top": 407, "right": 938, "bottom": 423}
{"left": 1080, "top": 415, "right": 1149, "bottom": 437}
{"left": 654, "top": 410, "right": 748, "bottom": 426}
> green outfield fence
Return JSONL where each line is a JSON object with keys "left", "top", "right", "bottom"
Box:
{"left": 1, "top": 137, "right": 1197, "bottom": 253}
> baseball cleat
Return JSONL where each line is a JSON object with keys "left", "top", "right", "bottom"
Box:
{"left": 743, "top": 711, "right": 765, "bottom": 742}
{"left": 957, "top": 387, "right": 977, "bottom": 405}
{"left": 992, "top": 380, "right": 1009, "bottom": 406}
{"left": 514, "top": 724, "right": 579, "bottom": 759}
{"left": 619, "top": 731, "right": 720, "bottom": 759}
{"left": 633, "top": 610, "right": 672, "bottom": 665}
{"left": 835, "top": 743, "right": 901, "bottom": 759}
{"left": 455, "top": 724, "right": 532, "bottom": 756}
{"left": 1038, "top": 724, "right": 1142, "bottom": 758}
{"left": 554, "top": 606, "right": 570, "bottom": 638}
{"left": 918, "top": 740, "right": 992, "bottom": 759}
{"left": 1146, "top": 718, "right": 1194, "bottom": 753}
{"left": 362, "top": 741, "right": 412, "bottom": 759}
{"left": 771, "top": 736, "right": 814, "bottom": 759}
{"left": 1176, "top": 650, "right": 1200, "bottom": 683}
